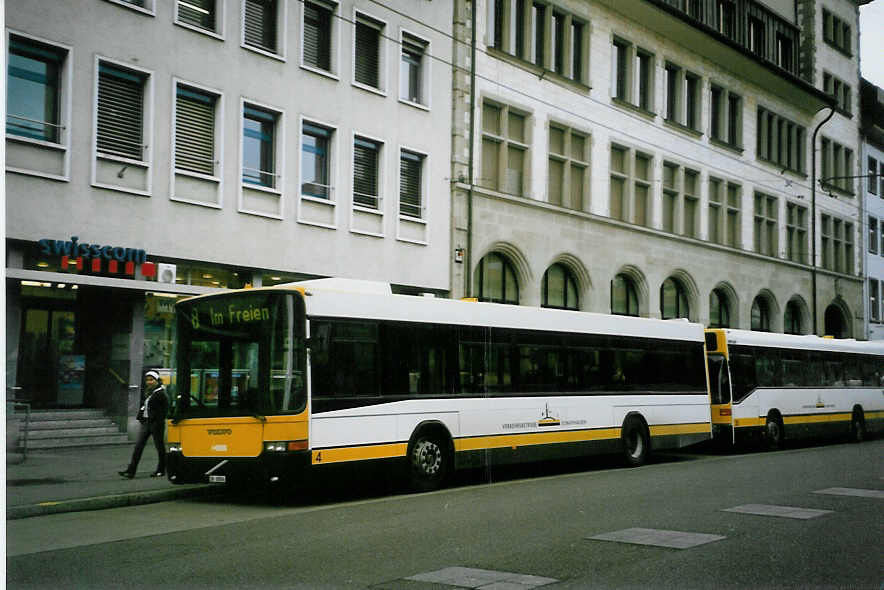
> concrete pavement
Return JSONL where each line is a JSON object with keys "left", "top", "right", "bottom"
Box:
{"left": 5, "top": 444, "right": 216, "bottom": 520}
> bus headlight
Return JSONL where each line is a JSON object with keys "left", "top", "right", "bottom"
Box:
{"left": 166, "top": 444, "right": 182, "bottom": 453}
{"left": 263, "top": 440, "right": 308, "bottom": 452}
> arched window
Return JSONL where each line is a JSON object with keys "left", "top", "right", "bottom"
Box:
{"left": 751, "top": 296, "right": 770, "bottom": 332}
{"left": 474, "top": 253, "right": 519, "bottom": 304}
{"left": 542, "top": 264, "right": 579, "bottom": 310}
{"left": 709, "top": 289, "right": 730, "bottom": 327}
{"left": 784, "top": 300, "right": 803, "bottom": 334}
{"left": 661, "top": 278, "right": 689, "bottom": 319}
{"left": 611, "top": 274, "right": 639, "bottom": 316}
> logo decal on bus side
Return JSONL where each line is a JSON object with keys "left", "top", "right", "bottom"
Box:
{"left": 207, "top": 428, "right": 233, "bottom": 435}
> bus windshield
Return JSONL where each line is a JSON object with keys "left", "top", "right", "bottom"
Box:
{"left": 172, "top": 291, "right": 306, "bottom": 419}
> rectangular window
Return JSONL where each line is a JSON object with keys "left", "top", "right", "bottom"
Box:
{"left": 710, "top": 84, "right": 741, "bottom": 148}
{"left": 776, "top": 32, "right": 793, "bottom": 71}
{"left": 664, "top": 63, "right": 679, "bottom": 122}
{"left": 400, "top": 33, "right": 427, "bottom": 105}
{"left": 662, "top": 162, "right": 697, "bottom": 236}
{"left": 301, "top": 121, "right": 332, "bottom": 198}
{"left": 871, "top": 217, "right": 879, "bottom": 255}
{"left": 786, "top": 202, "right": 807, "bottom": 264}
{"left": 821, "top": 136, "right": 854, "bottom": 194}
{"left": 824, "top": 72, "right": 852, "bottom": 115}
{"left": 612, "top": 39, "right": 628, "bottom": 101}
{"left": 610, "top": 145, "right": 626, "bottom": 221}
{"left": 756, "top": 106, "right": 806, "bottom": 174}
{"left": 354, "top": 14, "right": 382, "bottom": 89}
{"left": 482, "top": 101, "right": 528, "bottom": 196}
{"left": 532, "top": 2, "right": 545, "bottom": 68}
{"left": 717, "top": 0, "right": 735, "bottom": 38}
{"left": 823, "top": 9, "right": 852, "bottom": 55}
{"left": 609, "top": 145, "right": 651, "bottom": 227}
{"left": 303, "top": 1, "right": 333, "bottom": 71}
{"left": 7, "top": 36, "right": 66, "bottom": 143}
{"left": 353, "top": 136, "right": 381, "bottom": 209}
{"left": 552, "top": 11, "right": 565, "bottom": 75}
{"left": 683, "top": 169, "right": 698, "bottom": 238}
{"left": 243, "top": 0, "right": 278, "bottom": 54}
{"left": 869, "top": 157, "right": 879, "bottom": 195}
{"left": 821, "top": 215, "right": 832, "bottom": 270}
{"left": 242, "top": 104, "right": 278, "bottom": 188}
{"left": 177, "top": 0, "right": 216, "bottom": 32}
{"left": 399, "top": 149, "right": 424, "bottom": 218}
{"left": 749, "top": 17, "right": 765, "bottom": 56}
{"left": 754, "top": 192, "right": 778, "bottom": 257}
{"left": 175, "top": 84, "right": 217, "bottom": 176}
{"left": 636, "top": 50, "right": 653, "bottom": 111}
{"left": 708, "top": 177, "right": 722, "bottom": 244}
{"left": 871, "top": 280, "right": 880, "bottom": 323}
{"left": 97, "top": 63, "right": 146, "bottom": 161}
{"left": 548, "top": 124, "right": 588, "bottom": 210}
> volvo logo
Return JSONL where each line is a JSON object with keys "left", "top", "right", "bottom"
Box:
{"left": 207, "top": 428, "right": 232, "bottom": 435}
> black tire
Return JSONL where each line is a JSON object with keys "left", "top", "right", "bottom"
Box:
{"left": 408, "top": 432, "right": 450, "bottom": 491}
{"left": 764, "top": 414, "right": 784, "bottom": 450}
{"left": 850, "top": 411, "right": 866, "bottom": 443}
{"left": 621, "top": 416, "right": 650, "bottom": 467}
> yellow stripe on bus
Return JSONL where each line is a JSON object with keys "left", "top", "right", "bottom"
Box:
{"left": 454, "top": 428, "right": 622, "bottom": 452}
{"left": 782, "top": 413, "right": 851, "bottom": 425}
{"left": 312, "top": 443, "right": 408, "bottom": 465}
{"left": 311, "top": 422, "right": 710, "bottom": 464}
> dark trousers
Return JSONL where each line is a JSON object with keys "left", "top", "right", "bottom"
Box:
{"left": 127, "top": 420, "right": 165, "bottom": 474}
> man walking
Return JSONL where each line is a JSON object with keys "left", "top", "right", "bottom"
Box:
{"left": 119, "top": 370, "right": 168, "bottom": 479}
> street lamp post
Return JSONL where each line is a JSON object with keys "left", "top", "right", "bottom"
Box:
{"left": 811, "top": 106, "right": 835, "bottom": 336}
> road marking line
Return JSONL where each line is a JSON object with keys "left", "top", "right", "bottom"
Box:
{"left": 722, "top": 504, "right": 832, "bottom": 519}
{"left": 588, "top": 528, "right": 726, "bottom": 549}
{"left": 813, "top": 487, "right": 884, "bottom": 499}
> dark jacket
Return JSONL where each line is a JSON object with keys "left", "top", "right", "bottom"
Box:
{"left": 137, "top": 385, "right": 169, "bottom": 428}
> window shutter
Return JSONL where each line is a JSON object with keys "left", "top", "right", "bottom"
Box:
{"left": 353, "top": 138, "right": 379, "bottom": 208}
{"left": 97, "top": 64, "right": 145, "bottom": 160}
{"left": 244, "top": 0, "right": 277, "bottom": 53}
{"left": 354, "top": 20, "right": 380, "bottom": 88}
{"left": 400, "top": 151, "right": 422, "bottom": 218}
{"left": 178, "top": 0, "right": 215, "bottom": 30}
{"left": 304, "top": 2, "right": 331, "bottom": 70}
{"left": 175, "top": 86, "right": 215, "bottom": 176}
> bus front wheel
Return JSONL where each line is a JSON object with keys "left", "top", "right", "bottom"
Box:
{"left": 408, "top": 432, "right": 450, "bottom": 491}
{"left": 621, "top": 416, "right": 650, "bottom": 467}
{"left": 764, "top": 414, "right": 784, "bottom": 450}
{"left": 850, "top": 410, "right": 866, "bottom": 443}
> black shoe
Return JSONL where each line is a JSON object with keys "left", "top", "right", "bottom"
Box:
{"left": 118, "top": 470, "right": 134, "bottom": 479}
{"left": 150, "top": 472, "right": 165, "bottom": 477}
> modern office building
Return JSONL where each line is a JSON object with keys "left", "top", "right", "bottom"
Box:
{"left": 5, "top": 0, "right": 453, "bottom": 429}
{"left": 861, "top": 78, "right": 884, "bottom": 340}
{"left": 450, "top": 0, "right": 865, "bottom": 339}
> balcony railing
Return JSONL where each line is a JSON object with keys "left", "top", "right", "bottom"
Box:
{"left": 649, "top": 0, "right": 801, "bottom": 77}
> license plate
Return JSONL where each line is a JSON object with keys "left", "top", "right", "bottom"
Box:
{"left": 209, "top": 475, "right": 226, "bottom": 483}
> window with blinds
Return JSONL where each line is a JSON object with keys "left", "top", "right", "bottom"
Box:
{"left": 175, "top": 85, "right": 216, "bottom": 176}
{"left": 304, "top": 1, "right": 332, "bottom": 71}
{"left": 355, "top": 15, "right": 382, "bottom": 89}
{"left": 178, "top": 0, "right": 215, "bottom": 31}
{"left": 302, "top": 122, "right": 332, "bottom": 198}
{"left": 399, "top": 150, "right": 423, "bottom": 218}
{"left": 353, "top": 137, "right": 381, "bottom": 209}
{"left": 97, "top": 63, "right": 146, "bottom": 161}
{"left": 244, "top": 0, "right": 277, "bottom": 53}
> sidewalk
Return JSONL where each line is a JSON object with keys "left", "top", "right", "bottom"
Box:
{"left": 5, "top": 444, "right": 216, "bottom": 520}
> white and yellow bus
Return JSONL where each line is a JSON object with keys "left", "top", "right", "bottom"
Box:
{"left": 166, "top": 279, "right": 711, "bottom": 490}
{"left": 706, "top": 328, "right": 884, "bottom": 448}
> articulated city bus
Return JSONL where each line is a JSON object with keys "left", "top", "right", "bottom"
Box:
{"left": 706, "top": 328, "right": 884, "bottom": 448}
{"left": 166, "top": 279, "right": 711, "bottom": 490}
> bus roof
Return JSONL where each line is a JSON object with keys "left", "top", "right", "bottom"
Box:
{"left": 711, "top": 328, "right": 884, "bottom": 355}
{"left": 283, "top": 279, "right": 705, "bottom": 342}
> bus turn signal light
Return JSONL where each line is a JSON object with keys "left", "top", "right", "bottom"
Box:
{"left": 287, "top": 440, "right": 308, "bottom": 451}
{"left": 719, "top": 408, "right": 732, "bottom": 416}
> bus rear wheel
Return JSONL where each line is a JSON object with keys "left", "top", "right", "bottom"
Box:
{"left": 621, "top": 416, "right": 650, "bottom": 467}
{"left": 764, "top": 414, "right": 784, "bottom": 450}
{"left": 408, "top": 433, "right": 450, "bottom": 492}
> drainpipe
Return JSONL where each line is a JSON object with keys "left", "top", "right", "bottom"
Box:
{"left": 464, "top": 0, "right": 478, "bottom": 298}
{"left": 811, "top": 106, "right": 835, "bottom": 335}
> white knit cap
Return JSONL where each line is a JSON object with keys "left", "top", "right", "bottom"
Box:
{"left": 145, "top": 370, "right": 160, "bottom": 380}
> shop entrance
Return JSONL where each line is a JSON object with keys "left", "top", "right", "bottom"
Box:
{"left": 16, "top": 287, "right": 82, "bottom": 408}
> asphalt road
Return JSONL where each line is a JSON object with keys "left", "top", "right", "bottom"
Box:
{"left": 7, "top": 439, "right": 883, "bottom": 590}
